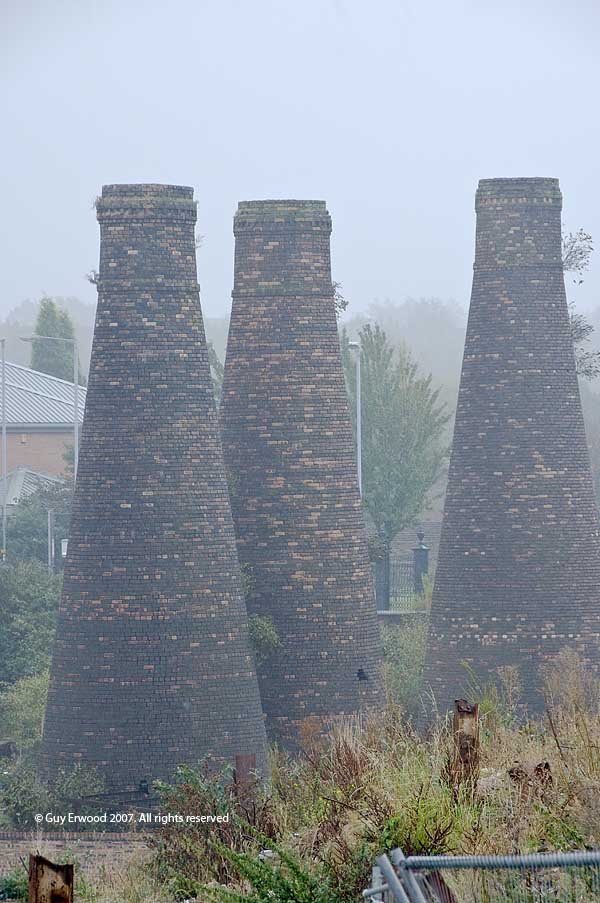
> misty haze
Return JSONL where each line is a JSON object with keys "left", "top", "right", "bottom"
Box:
{"left": 0, "top": 2, "right": 599, "bottom": 901}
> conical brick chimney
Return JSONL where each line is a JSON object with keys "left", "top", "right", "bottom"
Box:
{"left": 42, "top": 184, "right": 267, "bottom": 790}
{"left": 220, "top": 200, "right": 384, "bottom": 748}
{"left": 424, "top": 178, "right": 600, "bottom": 712}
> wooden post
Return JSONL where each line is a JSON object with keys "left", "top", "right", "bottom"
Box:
{"left": 452, "top": 698, "right": 480, "bottom": 790}
{"left": 28, "top": 854, "right": 73, "bottom": 903}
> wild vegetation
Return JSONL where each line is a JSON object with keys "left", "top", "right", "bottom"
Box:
{"left": 2, "top": 651, "right": 591, "bottom": 902}
{"left": 144, "top": 651, "right": 599, "bottom": 903}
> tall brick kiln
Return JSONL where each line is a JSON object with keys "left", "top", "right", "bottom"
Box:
{"left": 220, "top": 200, "right": 384, "bottom": 747}
{"left": 424, "top": 178, "right": 600, "bottom": 712}
{"left": 42, "top": 184, "right": 267, "bottom": 790}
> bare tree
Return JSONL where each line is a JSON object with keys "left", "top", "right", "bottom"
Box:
{"left": 563, "top": 229, "right": 599, "bottom": 381}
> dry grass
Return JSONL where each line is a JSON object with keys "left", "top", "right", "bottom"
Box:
{"left": 80, "top": 650, "right": 599, "bottom": 902}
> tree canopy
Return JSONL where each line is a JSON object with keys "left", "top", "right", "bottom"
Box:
{"left": 30, "top": 297, "right": 85, "bottom": 384}
{"left": 342, "top": 323, "right": 449, "bottom": 544}
{"left": 0, "top": 562, "right": 60, "bottom": 686}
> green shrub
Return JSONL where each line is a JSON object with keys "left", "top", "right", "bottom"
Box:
{"left": 381, "top": 618, "right": 428, "bottom": 714}
{"left": 150, "top": 763, "right": 276, "bottom": 888}
{"left": 0, "top": 670, "right": 49, "bottom": 757}
{"left": 0, "top": 762, "right": 105, "bottom": 829}
{"left": 205, "top": 841, "right": 341, "bottom": 903}
{"left": 248, "top": 614, "right": 282, "bottom": 668}
{"left": 0, "top": 867, "right": 27, "bottom": 901}
{"left": 0, "top": 562, "right": 60, "bottom": 685}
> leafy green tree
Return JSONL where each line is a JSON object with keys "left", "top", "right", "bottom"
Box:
{"left": 30, "top": 297, "right": 85, "bottom": 384}
{"left": 208, "top": 340, "right": 224, "bottom": 405}
{"left": 0, "top": 562, "right": 60, "bottom": 685}
{"left": 6, "top": 476, "right": 73, "bottom": 567}
{"left": 0, "top": 762, "right": 105, "bottom": 829}
{"left": 342, "top": 324, "right": 449, "bottom": 600}
{"left": 0, "top": 670, "right": 49, "bottom": 756}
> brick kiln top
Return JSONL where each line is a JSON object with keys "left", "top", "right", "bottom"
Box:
{"left": 234, "top": 200, "right": 331, "bottom": 232}
{"left": 476, "top": 177, "right": 562, "bottom": 207}
{"left": 100, "top": 183, "right": 194, "bottom": 198}
{"left": 96, "top": 184, "right": 196, "bottom": 222}
{"left": 474, "top": 178, "right": 563, "bottom": 269}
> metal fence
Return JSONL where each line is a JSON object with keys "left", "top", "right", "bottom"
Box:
{"left": 363, "top": 848, "right": 600, "bottom": 902}
{"left": 373, "top": 558, "right": 416, "bottom": 610}
{"left": 371, "top": 532, "right": 431, "bottom": 611}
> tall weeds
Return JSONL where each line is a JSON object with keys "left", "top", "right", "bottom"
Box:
{"left": 95, "top": 652, "right": 600, "bottom": 902}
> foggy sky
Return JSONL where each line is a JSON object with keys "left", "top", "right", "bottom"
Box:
{"left": 2, "top": 0, "right": 599, "bottom": 321}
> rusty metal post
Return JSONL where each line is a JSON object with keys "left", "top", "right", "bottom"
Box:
{"left": 452, "top": 699, "right": 480, "bottom": 790}
{"left": 28, "top": 854, "right": 73, "bottom": 903}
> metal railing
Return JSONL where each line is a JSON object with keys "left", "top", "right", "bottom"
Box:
{"left": 363, "top": 848, "right": 600, "bottom": 902}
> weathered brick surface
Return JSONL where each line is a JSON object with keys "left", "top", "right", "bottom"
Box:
{"left": 424, "top": 178, "right": 600, "bottom": 712}
{"left": 0, "top": 832, "right": 149, "bottom": 879}
{"left": 42, "top": 184, "right": 267, "bottom": 790}
{"left": 220, "top": 200, "right": 384, "bottom": 748}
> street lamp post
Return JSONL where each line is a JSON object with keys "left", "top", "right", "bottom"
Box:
{"left": 1, "top": 338, "right": 7, "bottom": 564}
{"left": 348, "top": 341, "right": 362, "bottom": 495}
{"left": 47, "top": 508, "right": 55, "bottom": 575}
{"left": 20, "top": 335, "right": 80, "bottom": 482}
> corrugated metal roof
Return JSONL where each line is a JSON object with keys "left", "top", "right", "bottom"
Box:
{"left": 1, "top": 361, "right": 87, "bottom": 426}
{"left": 4, "top": 467, "right": 64, "bottom": 506}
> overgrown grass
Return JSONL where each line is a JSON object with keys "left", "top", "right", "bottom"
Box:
{"left": 3, "top": 647, "right": 597, "bottom": 903}
{"left": 135, "top": 650, "right": 599, "bottom": 903}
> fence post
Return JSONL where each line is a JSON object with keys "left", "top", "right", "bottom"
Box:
{"left": 390, "top": 849, "right": 429, "bottom": 903}
{"left": 379, "top": 547, "right": 391, "bottom": 611}
{"left": 375, "top": 854, "right": 412, "bottom": 903}
{"left": 452, "top": 699, "right": 480, "bottom": 790}
{"left": 412, "top": 531, "right": 429, "bottom": 594}
{"left": 29, "top": 854, "right": 74, "bottom": 903}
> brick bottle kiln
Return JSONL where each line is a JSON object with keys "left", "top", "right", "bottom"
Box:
{"left": 220, "top": 200, "right": 384, "bottom": 747}
{"left": 424, "top": 178, "right": 600, "bottom": 711}
{"left": 42, "top": 184, "right": 267, "bottom": 789}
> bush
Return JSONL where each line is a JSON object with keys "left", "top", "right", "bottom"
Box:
{"left": 248, "top": 614, "right": 282, "bottom": 668}
{"left": 381, "top": 617, "right": 428, "bottom": 714}
{"left": 206, "top": 841, "right": 341, "bottom": 903}
{"left": 0, "top": 762, "right": 105, "bottom": 829}
{"left": 0, "top": 867, "right": 27, "bottom": 901}
{"left": 150, "top": 763, "right": 278, "bottom": 888}
{"left": 0, "top": 562, "right": 60, "bottom": 684}
{"left": 0, "top": 670, "right": 49, "bottom": 757}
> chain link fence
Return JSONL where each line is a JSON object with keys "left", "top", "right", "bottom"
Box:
{"left": 363, "top": 848, "right": 600, "bottom": 902}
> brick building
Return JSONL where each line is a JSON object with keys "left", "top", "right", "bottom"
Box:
{"left": 220, "top": 200, "right": 384, "bottom": 748}
{"left": 424, "top": 178, "right": 600, "bottom": 713}
{"left": 2, "top": 362, "right": 85, "bottom": 476}
{"left": 42, "top": 184, "right": 268, "bottom": 791}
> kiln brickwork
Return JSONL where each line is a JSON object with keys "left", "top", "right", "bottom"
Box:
{"left": 42, "top": 184, "right": 267, "bottom": 790}
{"left": 220, "top": 200, "right": 384, "bottom": 747}
{"left": 424, "top": 178, "right": 600, "bottom": 712}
